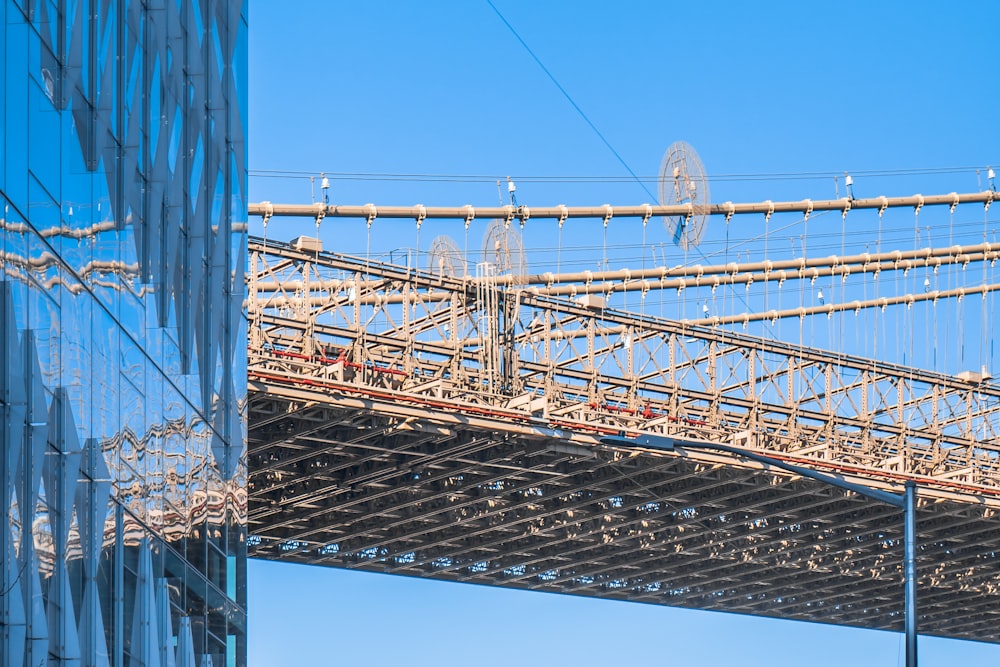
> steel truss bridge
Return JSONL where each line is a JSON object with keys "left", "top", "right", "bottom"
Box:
{"left": 246, "top": 190, "right": 1000, "bottom": 643}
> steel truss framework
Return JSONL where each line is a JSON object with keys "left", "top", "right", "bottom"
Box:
{"left": 247, "top": 234, "right": 1000, "bottom": 643}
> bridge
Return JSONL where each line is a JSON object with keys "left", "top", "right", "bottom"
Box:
{"left": 245, "top": 189, "right": 1000, "bottom": 643}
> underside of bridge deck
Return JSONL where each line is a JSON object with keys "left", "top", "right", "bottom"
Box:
{"left": 248, "top": 384, "right": 1000, "bottom": 644}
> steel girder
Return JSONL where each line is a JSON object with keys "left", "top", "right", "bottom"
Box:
{"left": 247, "top": 237, "right": 1000, "bottom": 644}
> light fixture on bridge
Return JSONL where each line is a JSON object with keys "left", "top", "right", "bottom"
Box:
{"left": 600, "top": 432, "right": 675, "bottom": 451}
{"left": 507, "top": 176, "right": 518, "bottom": 207}
{"left": 321, "top": 172, "right": 330, "bottom": 204}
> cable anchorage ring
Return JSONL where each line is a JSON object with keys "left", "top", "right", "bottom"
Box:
{"left": 641, "top": 204, "right": 652, "bottom": 226}
{"left": 503, "top": 205, "right": 515, "bottom": 228}
{"left": 314, "top": 201, "right": 325, "bottom": 229}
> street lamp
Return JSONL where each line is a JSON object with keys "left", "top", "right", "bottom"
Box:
{"left": 600, "top": 433, "right": 918, "bottom": 667}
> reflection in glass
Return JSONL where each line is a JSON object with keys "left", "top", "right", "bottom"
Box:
{"left": 1, "top": 2, "right": 247, "bottom": 665}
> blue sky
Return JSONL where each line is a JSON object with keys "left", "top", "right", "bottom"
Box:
{"left": 246, "top": 2, "right": 1000, "bottom": 665}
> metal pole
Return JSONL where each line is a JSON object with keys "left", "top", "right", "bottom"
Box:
{"left": 249, "top": 190, "right": 998, "bottom": 223}
{"left": 249, "top": 239, "right": 999, "bottom": 292}
{"left": 904, "top": 479, "right": 918, "bottom": 667}
{"left": 601, "top": 435, "right": 922, "bottom": 662}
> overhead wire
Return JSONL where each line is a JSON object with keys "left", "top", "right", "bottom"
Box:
{"left": 490, "top": 1, "right": 655, "bottom": 200}
{"left": 249, "top": 165, "right": 995, "bottom": 185}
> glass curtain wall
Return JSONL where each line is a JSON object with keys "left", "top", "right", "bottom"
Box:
{"left": 1, "top": 1, "right": 248, "bottom": 665}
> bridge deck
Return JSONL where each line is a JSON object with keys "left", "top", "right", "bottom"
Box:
{"left": 248, "top": 236, "right": 1000, "bottom": 643}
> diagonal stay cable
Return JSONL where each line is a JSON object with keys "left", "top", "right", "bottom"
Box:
{"left": 485, "top": 0, "right": 656, "bottom": 202}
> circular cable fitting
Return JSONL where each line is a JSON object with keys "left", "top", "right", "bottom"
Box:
{"left": 557, "top": 204, "right": 569, "bottom": 227}
{"left": 262, "top": 201, "right": 274, "bottom": 226}
{"left": 504, "top": 205, "right": 515, "bottom": 227}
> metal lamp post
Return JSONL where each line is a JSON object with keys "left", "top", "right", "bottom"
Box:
{"left": 600, "top": 434, "right": 919, "bottom": 667}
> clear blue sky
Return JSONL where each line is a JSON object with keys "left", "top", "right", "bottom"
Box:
{"left": 246, "top": 2, "right": 1000, "bottom": 665}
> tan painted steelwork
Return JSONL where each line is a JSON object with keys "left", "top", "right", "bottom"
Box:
{"left": 247, "top": 199, "right": 1000, "bottom": 644}
{"left": 249, "top": 190, "right": 998, "bottom": 224}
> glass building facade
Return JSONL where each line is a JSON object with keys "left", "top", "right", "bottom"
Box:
{"left": 1, "top": 1, "right": 247, "bottom": 665}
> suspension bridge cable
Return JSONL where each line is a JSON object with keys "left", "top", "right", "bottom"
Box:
{"left": 483, "top": 0, "right": 656, "bottom": 201}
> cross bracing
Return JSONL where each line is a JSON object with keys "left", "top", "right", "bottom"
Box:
{"left": 247, "top": 191, "right": 1000, "bottom": 643}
